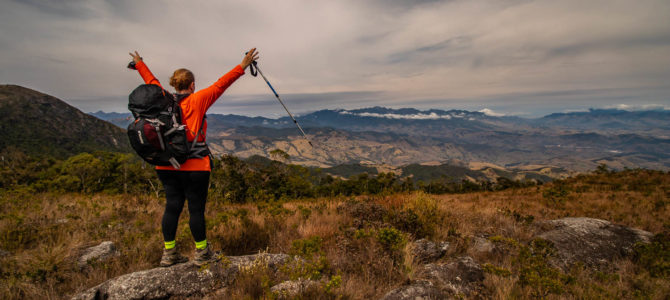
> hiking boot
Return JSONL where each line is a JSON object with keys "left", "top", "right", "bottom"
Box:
{"left": 160, "top": 247, "right": 188, "bottom": 267}
{"left": 194, "top": 245, "right": 220, "bottom": 266}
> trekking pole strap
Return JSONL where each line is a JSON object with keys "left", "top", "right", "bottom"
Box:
{"left": 249, "top": 60, "right": 258, "bottom": 77}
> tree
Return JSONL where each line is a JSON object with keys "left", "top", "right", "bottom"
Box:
{"left": 60, "top": 153, "right": 104, "bottom": 193}
{"left": 269, "top": 149, "right": 290, "bottom": 163}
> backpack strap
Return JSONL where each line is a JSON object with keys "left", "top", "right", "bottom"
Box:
{"left": 173, "top": 93, "right": 211, "bottom": 159}
{"left": 189, "top": 115, "right": 210, "bottom": 158}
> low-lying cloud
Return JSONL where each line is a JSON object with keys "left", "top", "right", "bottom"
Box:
{"left": 339, "top": 110, "right": 454, "bottom": 120}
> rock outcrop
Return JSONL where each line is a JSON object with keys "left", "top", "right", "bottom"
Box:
{"left": 270, "top": 279, "right": 321, "bottom": 299}
{"left": 71, "top": 253, "right": 290, "bottom": 300}
{"left": 382, "top": 256, "right": 484, "bottom": 299}
{"left": 411, "top": 239, "right": 449, "bottom": 263}
{"left": 471, "top": 236, "right": 495, "bottom": 254}
{"left": 536, "top": 217, "right": 653, "bottom": 269}
{"left": 417, "top": 256, "right": 485, "bottom": 296}
{"left": 78, "top": 241, "right": 119, "bottom": 269}
{"left": 382, "top": 280, "right": 443, "bottom": 300}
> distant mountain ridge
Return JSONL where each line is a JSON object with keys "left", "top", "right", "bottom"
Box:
{"left": 90, "top": 106, "right": 670, "bottom": 173}
{"left": 92, "top": 106, "right": 670, "bottom": 136}
{"left": 535, "top": 109, "right": 670, "bottom": 135}
{"left": 0, "top": 85, "right": 130, "bottom": 158}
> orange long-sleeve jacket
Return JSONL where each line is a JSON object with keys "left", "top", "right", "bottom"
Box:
{"left": 135, "top": 60, "right": 245, "bottom": 171}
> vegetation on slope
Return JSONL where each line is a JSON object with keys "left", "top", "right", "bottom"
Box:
{"left": 0, "top": 85, "right": 130, "bottom": 158}
{"left": 0, "top": 149, "right": 536, "bottom": 202}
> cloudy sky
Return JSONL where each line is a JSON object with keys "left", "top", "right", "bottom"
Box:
{"left": 1, "top": 0, "right": 669, "bottom": 117}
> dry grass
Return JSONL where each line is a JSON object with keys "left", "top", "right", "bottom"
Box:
{"left": 0, "top": 169, "right": 668, "bottom": 299}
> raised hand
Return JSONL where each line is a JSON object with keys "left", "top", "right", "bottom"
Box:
{"left": 129, "top": 51, "right": 143, "bottom": 64}
{"left": 241, "top": 48, "right": 259, "bottom": 70}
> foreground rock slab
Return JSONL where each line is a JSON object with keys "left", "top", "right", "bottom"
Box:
{"left": 537, "top": 217, "right": 652, "bottom": 269}
{"left": 71, "top": 253, "right": 290, "bottom": 300}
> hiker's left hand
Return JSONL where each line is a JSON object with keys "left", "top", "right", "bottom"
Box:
{"left": 241, "top": 48, "right": 259, "bottom": 70}
{"left": 129, "top": 51, "right": 143, "bottom": 64}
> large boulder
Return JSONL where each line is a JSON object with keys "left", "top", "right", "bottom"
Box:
{"left": 382, "top": 256, "right": 484, "bottom": 299}
{"left": 381, "top": 280, "right": 444, "bottom": 300}
{"left": 470, "top": 236, "right": 495, "bottom": 255}
{"left": 71, "top": 253, "right": 290, "bottom": 300}
{"left": 411, "top": 239, "right": 449, "bottom": 263}
{"left": 78, "top": 241, "right": 119, "bottom": 269}
{"left": 417, "top": 256, "right": 485, "bottom": 296}
{"left": 536, "top": 217, "right": 653, "bottom": 269}
{"left": 270, "top": 279, "right": 320, "bottom": 299}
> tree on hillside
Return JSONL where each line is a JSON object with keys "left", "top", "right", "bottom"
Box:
{"left": 61, "top": 153, "right": 104, "bottom": 193}
{"left": 269, "top": 149, "right": 290, "bottom": 163}
{"left": 212, "top": 155, "right": 249, "bottom": 203}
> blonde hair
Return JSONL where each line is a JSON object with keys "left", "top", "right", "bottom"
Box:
{"left": 169, "top": 68, "right": 194, "bottom": 91}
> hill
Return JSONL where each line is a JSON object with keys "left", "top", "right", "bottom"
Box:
{"left": 536, "top": 109, "right": 670, "bottom": 136}
{"left": 0, "top": 85, "right": 130, "bottom": 158}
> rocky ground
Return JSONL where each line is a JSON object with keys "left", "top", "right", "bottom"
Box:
{"left": 71, "top": 217, "right": 655, "bottom": 299}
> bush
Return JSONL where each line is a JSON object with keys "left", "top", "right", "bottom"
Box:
{"left": 376, "top": 227, "right": 406, "bottom": 251}
{"left": 483, "top": 263, "right": 512, "bottom": 277}
{"left": 542, "top": 185, "right": 569, "bottom": 205}
{"left": 634, "top": 232, "right": 670, "bottom": 278}
{"left": 516, "top": 239, "right": 572, "bottom": 297}
{"left": 290, "top": 236, "right": 324, "bottom": 258}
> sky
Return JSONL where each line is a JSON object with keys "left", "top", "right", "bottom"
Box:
{"left": 1, "top": 0, "right": 669, "bottom": 118}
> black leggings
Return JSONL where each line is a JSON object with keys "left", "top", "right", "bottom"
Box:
{"left": 156, "top": 170, "right": 210, "bottom": 243}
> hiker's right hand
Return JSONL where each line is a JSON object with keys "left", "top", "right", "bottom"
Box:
{"left": 129, "top": 51, "right": 143, "bottom": 64}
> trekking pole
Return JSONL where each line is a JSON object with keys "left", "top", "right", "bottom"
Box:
{"left": 247, "top": 58, "right": 313, "bottom": 147}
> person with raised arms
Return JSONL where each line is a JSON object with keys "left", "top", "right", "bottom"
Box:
{"left": 129, "top": 48, "right": 259, "bottom": 267}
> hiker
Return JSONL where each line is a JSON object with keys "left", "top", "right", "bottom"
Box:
{"left": 129, "top": 48, "right": 259, "bottom": 267}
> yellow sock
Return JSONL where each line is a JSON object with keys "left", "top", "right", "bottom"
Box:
{"left": 164, "top": 240, "right": 176, "bottom": 250}
{"left": 195, "top": 239, "right": 207, "bottom": 250}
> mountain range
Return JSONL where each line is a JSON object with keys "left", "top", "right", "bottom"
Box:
{"left": 2, "top": 84, "right": 668, "bottom": 181}
{"left": 92, "top": 106, "right": 670, "bottom": 174}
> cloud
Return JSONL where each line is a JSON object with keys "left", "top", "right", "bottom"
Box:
{"left": 606, "top": 104, "right": 670, "bottom": 111}
{"left": 0, "top": 0, "right": 669, "bottom": 116}
{"left": 478, "top": 108, "right": 505, "bottom": 117}
{"left": 340, "top": 110, "right": 454, "bottom": 120}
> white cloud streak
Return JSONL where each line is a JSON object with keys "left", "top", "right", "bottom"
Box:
{"left": 339, "top": 110, "right": 454, "bottom": 120}
{"left": 478, "top": 108, "right": 505, "bottom": 117}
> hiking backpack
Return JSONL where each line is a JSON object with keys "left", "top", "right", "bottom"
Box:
{"left": 127, "top": 84, "right": 209, "bottom": 169}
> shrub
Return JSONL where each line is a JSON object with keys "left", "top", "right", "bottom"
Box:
{"left": 324, "top": 275, "right": 342, "bottom": 294}
{"left": 516, "top": 239, "right": 572, "bottom": 297}
{"left": 290, "top": 236, "right": 324, "bottom": 258}
{"left": 633, "top": 232, "right": 670, "bottom": 278}
{"left": 542, "top": 185, "right": 569, "bottom": 205}
{"left": 376, "top": 227, "right": 406, "bottom": 251}
{"left": 483, "top": 263, "right": 512, "bottom": 277}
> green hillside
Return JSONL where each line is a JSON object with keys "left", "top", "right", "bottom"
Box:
{"left": 0, "top": 85, "right": 130, "bottom": 158}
